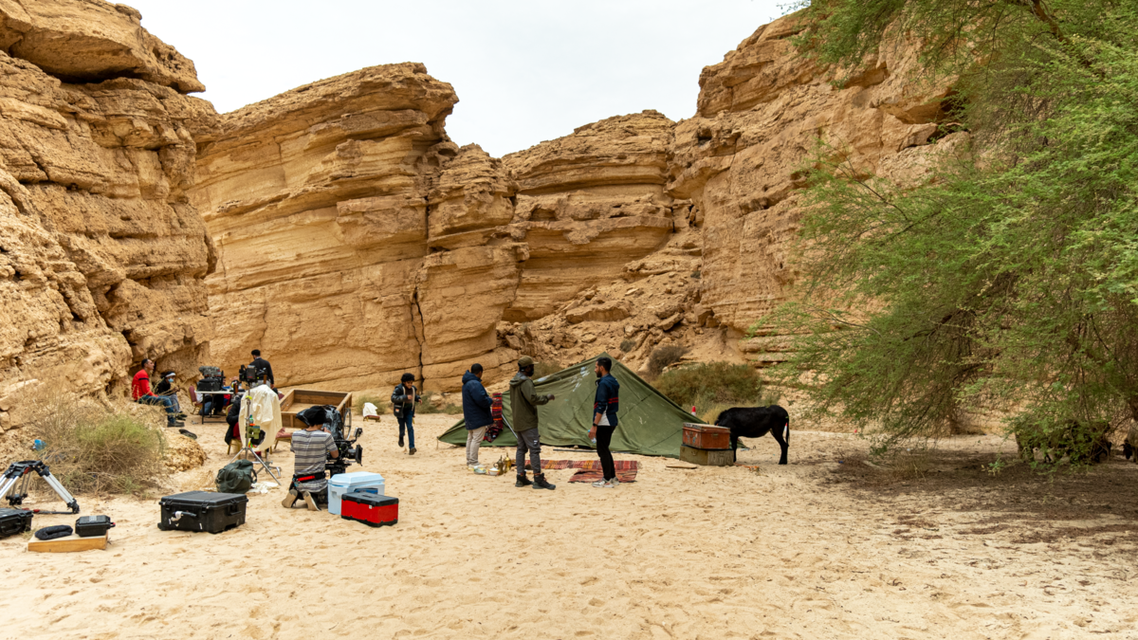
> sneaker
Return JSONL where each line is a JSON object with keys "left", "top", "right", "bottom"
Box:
{"left": 609, "top": 477, "right": 620, "bottom": 487}
{"left": 302, "top": 491, "right": 319, "bottom": 511}
{"left": 408, "top": 447, "right": 417, "bottom": 455}
{"left": 603, "top": 479, "right": 618, "bottom": 488}
{"left": 591, "top": 479, "right": 607, "bottom": 488}
{"left": 398, "top": 435, "right": 404, "bottom": 448}
{"left": 281, "top": 488, "right": 299, "bottom": 508}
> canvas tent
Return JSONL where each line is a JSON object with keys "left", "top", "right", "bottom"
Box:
{"left": 438, "top": 353, "right": 692, "bottom": 458}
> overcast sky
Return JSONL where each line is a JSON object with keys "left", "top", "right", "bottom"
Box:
{"left": 125, "top": 1, "right": 788, "bottom": 157}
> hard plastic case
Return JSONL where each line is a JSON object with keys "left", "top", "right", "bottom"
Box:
{"left": 0, "top": 508, "right": 33, "bottom": 538}
{"left": 157, "top": 491, "right": 247, "bottom": 534}
{"left": 340, "top": 492, "right": 398, "bottom": 527}
{"left": 75, "top": 515, "right": 115, "bottom": 537}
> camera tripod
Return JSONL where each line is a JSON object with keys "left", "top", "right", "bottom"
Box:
{"left": 1, "top": 460, "right": 80, "bottom": 514}
{"left": 228, "top": 422, "right": 281, "bottom": 484}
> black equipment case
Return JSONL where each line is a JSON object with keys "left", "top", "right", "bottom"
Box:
{"left": 157, "top": 491, "right": 247, "bottom": 534}
{"left": 196, "top": 377, "right": 224, "bottom": 392}
{"left": 75, "top": 515, "right": 115, "bottom": 537}
{"left": 0, "top": 508, "right": 33, "bottom": 538}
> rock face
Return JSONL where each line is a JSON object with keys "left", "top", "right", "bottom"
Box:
{"left": 192, "top": 63, "right": 680, "bottom": 390}
{"left": 0, "top": 0, "right": 212, "bottom": 431}
{"left": 668, "top": 14, "right": 959, "bottom": 351}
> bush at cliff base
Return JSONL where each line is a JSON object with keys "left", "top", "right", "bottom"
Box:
{"left": 439, "top": 353, "right": 695, "bottom": 458}
{"left": 25, "top": 395, "right": 166, "bottom": 494}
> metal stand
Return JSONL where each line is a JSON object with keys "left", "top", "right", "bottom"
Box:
{"left": 1, "top": 461, "right": 80, "bottom": 514}
{"left": 228, "top": 423, "right": 281, "bottom": 484}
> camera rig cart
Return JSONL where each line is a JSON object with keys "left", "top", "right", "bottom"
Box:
{"left": 1, "top": 460, "right": 80, "bottom": 514}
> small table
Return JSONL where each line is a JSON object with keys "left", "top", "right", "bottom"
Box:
{"left": 196, "top": 390, "right": 232, "bottom": 425}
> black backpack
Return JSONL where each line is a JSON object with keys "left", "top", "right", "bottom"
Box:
{"left": 215, "top": 460, "right": 257, "bottom": 493}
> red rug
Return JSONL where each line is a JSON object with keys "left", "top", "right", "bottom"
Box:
{"left": 568, "top": 469, "right": 638, "bottom": 483}
{"left": 525, "top": 460, "right": 639, "bottom": 472}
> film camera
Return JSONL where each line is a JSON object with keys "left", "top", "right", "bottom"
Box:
{"left": 197, "top": 365, "right": 225, "bottom": 392}
{"left": 296, "top": 406, "right": 363, "bottom": 477}
{"left": 238, "top": 363, "right": 270, "bottom": 387}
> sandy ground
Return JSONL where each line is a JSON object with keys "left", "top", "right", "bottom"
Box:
{"left": 2, "top": 413, "right": 1137, "bottom": 640}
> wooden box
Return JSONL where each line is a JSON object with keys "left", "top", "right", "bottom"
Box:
{"left": 680, "top": 445, "right": 734, "bottom": 467}
{"left": 682, "top": 423, "right": 731, "bottom": 450}
{"left": 280, "top": 389, "right": 353, "bottom": 429}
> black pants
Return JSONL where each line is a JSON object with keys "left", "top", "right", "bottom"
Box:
{"left": 596, "top": 424, "right": 617, "bottom": 481}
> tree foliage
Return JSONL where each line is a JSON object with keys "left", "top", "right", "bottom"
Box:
{"left": 771, "top": 1, "right": 1138, "bottom": 463}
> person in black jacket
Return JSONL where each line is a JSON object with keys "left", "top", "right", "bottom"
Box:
{"left": 588, "top": 357, "right": 621, "bottom": 488}
{"left": 391, "top": 373, "right": 422, "bottom": 455}
{"left": 250, "top": 349, "right": 275, "bottom": 386}
{"left": 461, "top": 363, "right": 493, "bottom": 469}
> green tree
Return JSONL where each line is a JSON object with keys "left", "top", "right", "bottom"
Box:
{"left": 771, "top": 1, "right": 1138, "bottom": 463}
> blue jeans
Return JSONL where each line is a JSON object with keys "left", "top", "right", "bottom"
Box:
{"left": 139, "top": 395, "right": 176, "bottom": 426}
{"left": 398, "top": 413, "right": 415, "bottom": 449}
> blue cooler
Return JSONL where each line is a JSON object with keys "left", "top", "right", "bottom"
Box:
{"left": 327, "top": 472, "right": 384, "bottom": 515}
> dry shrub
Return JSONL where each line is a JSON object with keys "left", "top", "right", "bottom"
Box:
{"left": 620, "top": 338, "right": 636, "bottom": 352}
{"left": 647, "top": 345, "right": 687, "bottom": 379}
{"left": 25, "top": 394, "right": 166, "bottom": 494}
{"left": 418, "top": 395, "right": 463, "bottom": 415}
{"left": 656, "top": 362, "right": 775, "bottom": 420}
{"left": 532, "top": 361, "right": 562, "bottom": 380}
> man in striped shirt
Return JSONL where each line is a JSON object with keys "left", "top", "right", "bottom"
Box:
{"left": 282, "top": 410, "right": 338, "bottom": 511}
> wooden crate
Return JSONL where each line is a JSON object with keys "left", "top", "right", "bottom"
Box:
{"left": 682, "top": 423, "right": 731, "bottom": 450}
{"left": 679, "top": 445, "right": 733, "bottom": 467}
{"left": 280, "top": 389, "right": 353, "bottom": 429}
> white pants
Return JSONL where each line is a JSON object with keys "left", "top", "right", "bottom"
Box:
{"left": 465, "top": 426, "right": 489, "bottom": 466}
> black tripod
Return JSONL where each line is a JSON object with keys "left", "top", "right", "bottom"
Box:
{"left": 1, "top": 461, "right": 80, "bottom": 514}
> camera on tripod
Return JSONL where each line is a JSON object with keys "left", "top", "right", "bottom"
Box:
{"left": 197, "top": 365, "right": 225, "bottom": 392}
{"left": 238, "top": 364, "right": 269, "bottom": 387}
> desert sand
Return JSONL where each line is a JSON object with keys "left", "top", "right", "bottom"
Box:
{"left": 2, "top": 413, "right": 1137, "bottom": 640}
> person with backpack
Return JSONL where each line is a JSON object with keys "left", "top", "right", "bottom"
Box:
{"left": 391, "top": 373, "right": 422, "bottom": 455}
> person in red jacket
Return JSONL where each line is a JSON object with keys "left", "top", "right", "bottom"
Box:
{"left": 132, "top": 359, "right": 182, "bottom": 427}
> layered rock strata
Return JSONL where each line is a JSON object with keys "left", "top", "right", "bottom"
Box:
{"left": 668, "top": 14, "right": 961, "bottom": 362}
{"left": 192, "top": 62, "right": 681, "bottom": 391}
{"left": 0, "top": 1, "right": 212, "bottom": 431}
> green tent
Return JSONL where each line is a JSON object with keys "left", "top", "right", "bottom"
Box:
{"left": 438, "top": 353, "right": 691, "bottom": 458}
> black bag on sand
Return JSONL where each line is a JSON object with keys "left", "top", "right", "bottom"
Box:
{"left": 35, "top": 525, "right": 72, "bottom": 541}
{"left": 215, "top": 459, "right": 257, "bottom": 493}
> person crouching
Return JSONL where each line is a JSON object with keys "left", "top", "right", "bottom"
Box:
{"left": 282, "top": 407, "right": 338, "bottom": 511}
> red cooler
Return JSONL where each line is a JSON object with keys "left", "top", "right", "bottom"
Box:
{"left": 341, "top": 492, "right": 398, "bottom": 527}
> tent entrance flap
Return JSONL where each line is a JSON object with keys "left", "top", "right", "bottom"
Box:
{"left": 438, "top": 354, "right": 690, "bottom": 458}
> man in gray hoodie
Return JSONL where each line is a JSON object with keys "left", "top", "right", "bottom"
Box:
{"left": 509, "top": 356, "right": 555, "bottom": 490}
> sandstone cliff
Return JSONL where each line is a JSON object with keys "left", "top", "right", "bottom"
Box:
{"left": 668, "top": 14, "right": 962, "bottom": 365}
{"left": 0, "top": 1, "right": 212, "bottom": 431}
{"left": 192, "top": 63, "right": 682, "bottom": 391}
{"left": 194, "top": 11, "right": 962, "bottom": 393}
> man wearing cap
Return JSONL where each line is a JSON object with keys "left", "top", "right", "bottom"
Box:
{"left": 509, "top": 356, "right": 556, "bottom": 490}
{"left": 283, "top": 406, "right": 338, "bottom": 511}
